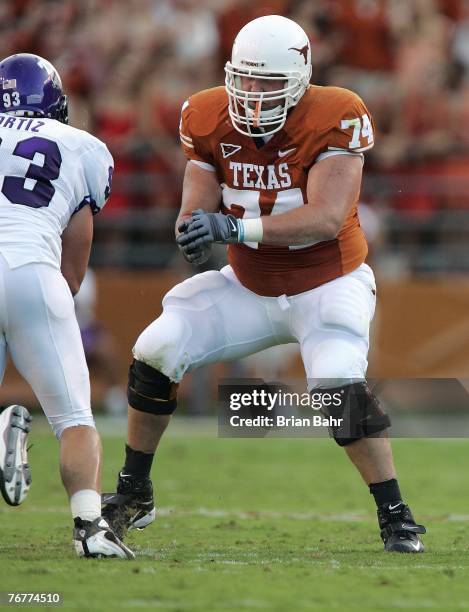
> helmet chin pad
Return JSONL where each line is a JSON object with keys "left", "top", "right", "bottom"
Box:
{"left": 245, "top": 101, "right": 284, "bottom": 133}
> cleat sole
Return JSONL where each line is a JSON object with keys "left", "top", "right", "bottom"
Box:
{"left": 130, "top": 507, "right": 156, "bottom": 531}
{"left": 0, "top": 405, "right": 32, "bottom": 506}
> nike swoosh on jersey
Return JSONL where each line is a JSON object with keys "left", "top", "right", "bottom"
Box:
{"left": 278, "top": 148, "right": 296, "bottom": 158}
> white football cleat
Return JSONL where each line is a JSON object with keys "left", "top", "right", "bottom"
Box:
{"left": 0, "top": 405, "right": 32, "bottom": 506}
{"left": 73, "top": 516, "right": 135, "bottom": 559}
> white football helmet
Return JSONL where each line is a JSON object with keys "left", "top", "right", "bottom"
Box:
{"left": 225, "top": 15, "right": 312, "bottom": 138}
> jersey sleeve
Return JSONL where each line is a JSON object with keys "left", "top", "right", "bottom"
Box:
{"left": 327, "top": 92, "right": 375, "bottom": 154}
{"left": 179, "top": 99, "right": 215, "bottom": 165}
{"left": 77, "top": 141, "right": 114, "bottom": 215}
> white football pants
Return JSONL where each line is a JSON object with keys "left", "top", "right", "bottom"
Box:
{"left": 134, "top": 263, "right": 377, "bottom": 389}
{"left": 0, "top": 255, "right": 94, "bottom": 438}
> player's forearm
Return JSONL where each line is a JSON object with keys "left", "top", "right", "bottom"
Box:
{"left": 175, "top": 161, "right": 221, "bottom": 236}
{"left": 259, "top": 205, "right": 342, "bottom": 246}
{"left": 61, "top": 206, "right": 93, "bottom": 295}
{"left": 242, "top": 155, "right": 362, "bottom": 246}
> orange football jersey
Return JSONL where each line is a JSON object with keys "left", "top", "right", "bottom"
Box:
{"left": 179, "top": 85, "right": 375, "bottom": 297}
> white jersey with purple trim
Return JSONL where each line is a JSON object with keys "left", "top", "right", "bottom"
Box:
{"left": 0, "top": 114, "right": 113, "bottom": 269}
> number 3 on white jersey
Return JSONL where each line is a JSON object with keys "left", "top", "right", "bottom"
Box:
{"left": 341, "top": 114, "right": 374, "bottom": 151}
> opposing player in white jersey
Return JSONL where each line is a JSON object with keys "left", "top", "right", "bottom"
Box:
{"left": 0, "top": 53, "right": 133, "bottom": 559}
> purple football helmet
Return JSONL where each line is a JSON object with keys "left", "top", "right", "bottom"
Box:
{"left": 0, "top": 53, "right": 68, "bottom": 124}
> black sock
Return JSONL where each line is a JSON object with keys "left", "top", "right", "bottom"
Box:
{"left": 369, "top": 478, "right": 402, "bottom": 507}
{"left": 122, "top": 444, "right": 154, "bottom": 479}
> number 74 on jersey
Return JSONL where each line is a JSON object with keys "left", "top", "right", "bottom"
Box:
{"left": 341, "top": 114, "right": 374, "bottom": 151}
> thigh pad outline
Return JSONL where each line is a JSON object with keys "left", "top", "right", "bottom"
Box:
{"left": 163, "top": 271, "right": 232, "bottom": 312}
{"left": 318, "top": 279, "right": 374, "bottom": 338}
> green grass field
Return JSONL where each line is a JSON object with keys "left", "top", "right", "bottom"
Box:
{"left": 1, "top": 417, "right": 469, "bottom": 611}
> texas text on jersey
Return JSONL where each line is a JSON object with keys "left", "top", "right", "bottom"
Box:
{"left": 179, "top": 84, "right": 375, "bottom": 297}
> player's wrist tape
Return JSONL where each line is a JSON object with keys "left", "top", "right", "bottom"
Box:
{"left": 238, "top": 217, "right": 264, "bottom": 243}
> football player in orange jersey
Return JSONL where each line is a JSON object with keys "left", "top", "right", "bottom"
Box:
{"left": 103, "top": 15, "right": 426, "bottom": 553}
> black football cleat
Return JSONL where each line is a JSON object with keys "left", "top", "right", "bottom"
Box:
{"left": 378, "top": 501, "right": 426, "bottom": 553}
{"left": 102, "top": 472, "right": 156, "bottom": 540}
{"left": 0, "top": 405, "right": 32, "bottom": 506}
{"left": 73, "top": 516, "right": 135, "bottom": 559}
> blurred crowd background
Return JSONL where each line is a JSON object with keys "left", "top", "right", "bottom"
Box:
{"left": 2, "top": 0, "right": 469, "bottom": 413}
{"left": 2, "top": 0, "right": 469, "bottom": 277}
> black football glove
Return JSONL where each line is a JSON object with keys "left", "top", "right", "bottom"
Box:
{"left": 177, "top": 217, "right": 212, "bottom": 265}
{"left": 176, "top": 209, "right": 240, "bottom": 254}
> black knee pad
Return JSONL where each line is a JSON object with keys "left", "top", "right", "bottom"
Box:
{"left": 127, "top": 359, "right": 178, "bottom": 415}
{"left": 320, "top": 382, "right": 390, "bottom": 446}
